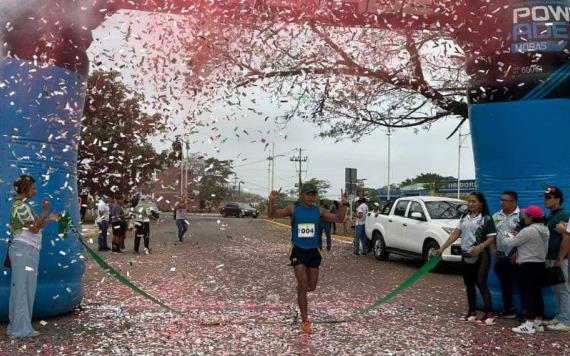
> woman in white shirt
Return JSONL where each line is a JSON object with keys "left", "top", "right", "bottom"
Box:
{"left": 437, "top": 192, "right": 498, "bottom": 325}
{"left": 7, "top": 175, "right": 58, "bottom": 338}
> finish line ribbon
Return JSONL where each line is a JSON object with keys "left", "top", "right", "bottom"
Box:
{"left": 58, "top": 213, "right": 180, "bottom": 314}
{"left": 360, "top": 256, "right": 442, "bottom": 313}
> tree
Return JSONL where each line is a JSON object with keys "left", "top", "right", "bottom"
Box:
{"left": 153, "top": 9, "right": 471, "bottom": 142}
{"left": 194, "top": 157, "right": 235, "bottom": 206}
{"left": 78, "top": 70, "right": 167, "bottom": 198}
{"left": 400, "top": 172, "right": 456, "bottom": 193}
{"left": 303, "top": 178, "right": 331, "bottom": 198}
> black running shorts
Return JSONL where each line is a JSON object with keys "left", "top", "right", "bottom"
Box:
{"left": 289, "top": 245, "right": 321, "bottom": 268}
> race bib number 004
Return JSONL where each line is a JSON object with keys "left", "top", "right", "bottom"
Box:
{"left": 298, "top": 223, "right": 315, "bottom": 238}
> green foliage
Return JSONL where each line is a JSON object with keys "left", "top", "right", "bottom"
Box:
{"left": 303, "top": 178, "right": 331, "bottom": 197}
{"left": 196, "top": 157, "right": 234, "bottom": 205}
{"left": 78, "top": 70, "right": 167, "bottom": 198}
{"left": 400, "top": 172, "right": 456, "bottom": 192}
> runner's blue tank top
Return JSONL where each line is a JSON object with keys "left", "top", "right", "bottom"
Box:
{"left": 291, "top": 202, "right": 321, "bottom": 249}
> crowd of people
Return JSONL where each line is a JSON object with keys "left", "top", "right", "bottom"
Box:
{"left": 94, "top": 195, "right": 192, "bottom": 254}
{"left": 6, "top": 172, "right": 570, "bottom": 338}
{"left": 436, "top": 187, "right": 570, "bottom": 335}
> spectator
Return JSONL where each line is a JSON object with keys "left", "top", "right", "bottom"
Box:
{"left": 492, "top": 191, "right": 521, "bottom": 319}
{"left": 354, "top": 197, "right": 368, "bottom": 256}
{"left": 317, "top": 201, "right": 332, "bottom": 251}
{"left": 110, "top": 197, "right": 126, "bottom": 253}
{"left": 96, "top": 197, "right": 111, "bottom": 251}
{"left": 330, "top": 201, "right": 339, "bottom": 234}
{"left": 79, "top": 190, "right": 88, "bottom": 223}
{"left": 542, "top": 186, "right": 570, "bottom": 331}
{"left": 133, "top": 195, "right": 157, "bottom": 254}
{"left": 7, "top": 175, "right": 59, "bottom": 338}
{"left": 437, "top": 192, "right": 497, "bottom": 325}
{"left": 502, "top": 205, "right": 549, "bottom": 334}
{"left": 175, "top": 196, "right": 189, "bottom": 243}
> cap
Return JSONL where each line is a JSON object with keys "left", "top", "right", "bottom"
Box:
{"left": 521, "top": 205, "right": 545, "bottom": 219}
{"left": 543, "top": 186, "right": 563, "bottom": 200}
{"left": 300, "top": 183, "right": 318, "bottom": 194}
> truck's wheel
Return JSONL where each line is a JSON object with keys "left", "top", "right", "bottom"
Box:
{"left": 373, "top": 232, "right": 389, "bottom": 261}
{"left": 423, "top": 240, "right": 444, "bottom": 272}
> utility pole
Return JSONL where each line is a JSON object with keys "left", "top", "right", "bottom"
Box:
{"left": 184, "top": 137, "right": 190, "bottom": 197}
{"left": 290, "top": 148, "right": 308, "bottom": 193}
{"left": 271, "top": 143, "right": 275, "bottom": 192}
{"left": 232, "top": 176, "right": 239, "bottom": 200}
{"left": 387, "top": 126, "right": 392, "bottom": 201}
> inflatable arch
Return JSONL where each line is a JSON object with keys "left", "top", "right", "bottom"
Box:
{"left": 0, "top": 0, "right": 568, "bottom": 320}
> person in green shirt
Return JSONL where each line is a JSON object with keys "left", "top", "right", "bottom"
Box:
{"left": 7, "top": 175, "right": 58, "bottom": 338}
{"left": 542, "top": 186, "right": 570, "bottom": 331}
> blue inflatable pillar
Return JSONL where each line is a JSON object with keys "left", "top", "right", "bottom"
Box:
{"left": 467, "top": 1, "right": 570, "bottom": 317}
{"left": 0, "top": 58, "right": 86, "bottom": 321}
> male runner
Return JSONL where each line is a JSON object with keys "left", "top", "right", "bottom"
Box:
{"left": 268, "top": 182, "right": 349, "bottom": 333}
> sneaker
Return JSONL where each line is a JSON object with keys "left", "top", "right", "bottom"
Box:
{"left": 460, "top": 314, "right": 478, "bottom": 322}
{"left": 498, "top": 310, "right": 517, "bottom": 319}
{"left": 542, "top": 318, "right": 559, "bottom": 326}
{"left": 29, "top": 330, "right": 40, "bottom": 337}
{"left": 477, "top": 315, "right": 496, "bottom": 326}
{"left": 144, "top": 248, "right": 150, "bottom": 255}
{"left": 301, "top": 320, "right": 312, "bottom": 333}
{"left": 546, "top": 322, "right": 570, "bottom": 331}
{"left": 512, "top": 321, "right": 536, "bottom": 334}
{"left": 533, "top": 320, "right": 545, "bottom": 332}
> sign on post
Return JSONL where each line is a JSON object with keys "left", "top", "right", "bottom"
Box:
{"left": 345, "top": 168, "right": 357, "bottom": 196}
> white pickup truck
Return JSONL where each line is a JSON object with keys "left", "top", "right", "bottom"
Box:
{"left": 365, "top": 196, "right": 467, "bottom": 264}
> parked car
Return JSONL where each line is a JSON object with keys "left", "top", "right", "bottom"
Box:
{"left": 220, "top": 202, "right": 259, "bottom": 218}
{"left": 365, "top": 196, "right": 467, "bottom": 266}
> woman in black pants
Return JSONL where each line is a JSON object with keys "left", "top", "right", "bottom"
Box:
{"left": 437, "top": 192, "right": 497, "bottom": 325}
{"left": 503, "top": 205, "right": 549, "bottom": 334}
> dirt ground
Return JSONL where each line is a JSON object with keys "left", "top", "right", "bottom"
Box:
{"left": 1, "top": 215, "right": 569, "bottom": 355}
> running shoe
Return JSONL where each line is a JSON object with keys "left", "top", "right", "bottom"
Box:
{"left": 546, "top": 322, "right": 570, "bottom": 331}
{"left": 301, "top": 320, "right": 312, "bottom": 333}
{"left": 497, "top": 310, "right": 516, "bottom": 319}
{"left": 477, "top": 315, "right": 496, "bottom": 326}
{"left": 512, "top": 321, "right": 536, "bottom": 334}
{"left": 459, "top": 314, "right": 477, "bottom": 322}
{"left": 541, "top": 318, "right": 559, "bottom": 326}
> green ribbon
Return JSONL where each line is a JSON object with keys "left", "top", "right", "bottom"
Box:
{"left": 58, "top": 212, "right": 180, "bottom": 314}
{"left": 360, "top": 256, "right": 442, "bottom": 313}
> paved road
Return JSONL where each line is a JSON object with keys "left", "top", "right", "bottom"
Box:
{"left": 1, "top": 215, "right": 569, "bottom": 355}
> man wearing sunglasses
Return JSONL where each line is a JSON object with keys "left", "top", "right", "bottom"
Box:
{"left": 542, "top": 186, "right": 570, "bottom": 331}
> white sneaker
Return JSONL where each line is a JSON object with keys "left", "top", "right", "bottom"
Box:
{"left": 542, "top": 318, "right": 559, "bottom": 326}
{"left": 144, "top": 248, "right": 150, "bottom": 255}
{"left": 459, "top": 314, "right": 477, "bottom": 322}
{"left": 546, "top": 322, "right": 570, "bottom": 331}
{"left": 513, "top": 321, "right": 536, "bottom": 334}
{"left": 533, "top": 320, "right": 545, "bottom": 332}
{"left": 477, "top": 316, "right": 496, "bottom": 326}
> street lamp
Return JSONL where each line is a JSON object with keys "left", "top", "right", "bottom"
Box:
{"left": 267, "top": 143, "right": 287, "bottom": 194}
{"left": 387, "top": 125, "right": 392, "bottom": 201}
{"left": 457, "top": 127, "right": 470, "bottom": 199}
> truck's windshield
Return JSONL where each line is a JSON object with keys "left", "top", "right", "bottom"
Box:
{"left": 425, "top": 201, "right": 466, "bottom": 219}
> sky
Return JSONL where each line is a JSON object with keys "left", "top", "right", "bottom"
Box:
{"left": 87, "top": 11, "right": 475, "bottom": 200}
